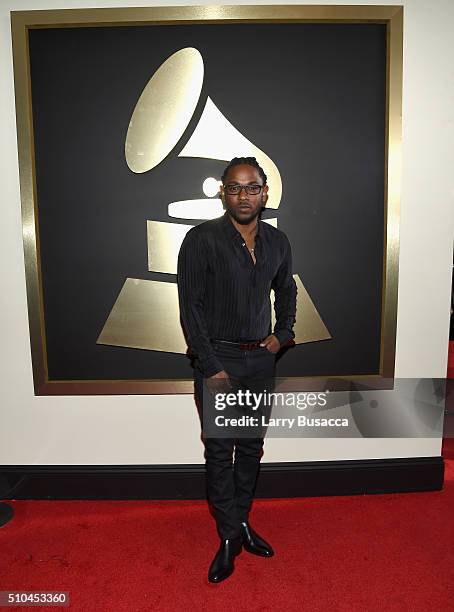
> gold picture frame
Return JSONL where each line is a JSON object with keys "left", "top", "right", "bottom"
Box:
{"left": 11, "top": 5, "right": 403, "bottom": 395}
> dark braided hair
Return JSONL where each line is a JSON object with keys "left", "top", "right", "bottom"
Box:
{"left": 221, "top": 157, "right": 267, "bottom": 185}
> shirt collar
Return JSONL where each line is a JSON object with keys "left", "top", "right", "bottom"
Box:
{"left": 221, "top": 212, "right": 262, "bottom": 240}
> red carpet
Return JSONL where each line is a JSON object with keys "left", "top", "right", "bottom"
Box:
{"left": 1, "top": 444, "right": 454, "bottom": 612}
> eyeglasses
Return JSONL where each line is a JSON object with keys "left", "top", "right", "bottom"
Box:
{"left": 224, "top": 183, "right": 263, "bottom": 195}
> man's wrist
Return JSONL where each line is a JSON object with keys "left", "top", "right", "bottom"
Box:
{"left": 199, "top": 355, "right": 224, "bottom": 378}
{"left": 273, "top": 330, "right": 294, "bottom": 347}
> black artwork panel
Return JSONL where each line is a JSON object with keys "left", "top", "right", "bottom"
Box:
{"left": 28, "top": 23, "right": 386, "bottom": 380}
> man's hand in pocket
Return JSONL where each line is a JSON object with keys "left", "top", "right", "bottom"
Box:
{"left": 206, "top": 370, "right": 232, "bottom": 395}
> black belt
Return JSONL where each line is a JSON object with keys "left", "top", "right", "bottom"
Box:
{"left": 211, "top": 339, "right": 262, "bottom": 350}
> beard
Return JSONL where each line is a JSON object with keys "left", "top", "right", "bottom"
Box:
{"left": 225, "top": 203, "right": 263, "bottom": 225}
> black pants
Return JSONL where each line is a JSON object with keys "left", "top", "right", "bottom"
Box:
{"left": 194, "top": 341, "right": 276, "bottom": 539}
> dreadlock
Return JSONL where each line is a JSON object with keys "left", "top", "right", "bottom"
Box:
{"left": 221, "top": 157, "right": 267, "bottom": 185}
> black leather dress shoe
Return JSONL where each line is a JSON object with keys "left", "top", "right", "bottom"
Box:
{"left": 240, "top": 522, "right": 274, "bottom": 557}
{"left": 208, "top": 537, "right": 242, "bottom": 583}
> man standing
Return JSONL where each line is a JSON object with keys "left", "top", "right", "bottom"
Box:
{"left": 177, "top": 157, "right": 297, "bottom": 582}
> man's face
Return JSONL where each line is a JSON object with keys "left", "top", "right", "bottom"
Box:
{"left": 221, "top": 164, "right": 269, "bottom": 225}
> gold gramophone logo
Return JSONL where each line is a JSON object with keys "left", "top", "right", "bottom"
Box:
{"left": 97, "top": 48, "right": 330, "bottom": 354}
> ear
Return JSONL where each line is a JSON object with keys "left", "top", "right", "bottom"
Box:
{"left": 219, "top": 184, "right": 226, "bottom": 209}
{"left": 262, "top": 185, "right": 269, "bottom": 206}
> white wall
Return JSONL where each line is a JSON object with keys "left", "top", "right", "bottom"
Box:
{"left": 1, "top": 0, "right": 453, "bottom": 465}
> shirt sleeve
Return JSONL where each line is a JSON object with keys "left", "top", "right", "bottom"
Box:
{"left": 177, "top": 228, "right": 224, "bottom": 377}
{"left": 271, "top": 234, "right": 297, "bottom": 347}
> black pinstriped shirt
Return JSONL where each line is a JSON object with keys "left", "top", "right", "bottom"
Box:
{"left": 177, "top": 212, "right": 297, "bottom": 377}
